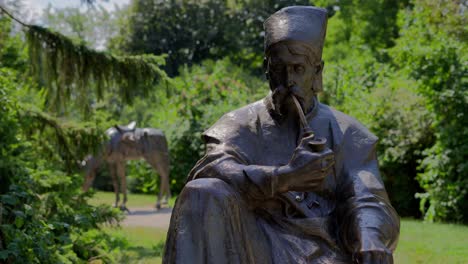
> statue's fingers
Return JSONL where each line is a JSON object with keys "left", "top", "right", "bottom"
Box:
{"left": 304, "top": 177, "right": 323, "bottom": 186}
{"left": 360, "top": 252, "right": 372, "bottom": 264}
{"left": 318, "top": 149, "right": 334, "bottom": 161}
{"left": 381, "top": 251, "right": 393, "bottom": 264}
{"left": 321, "top": 155, "right": 335, "bottom": 169}
{"left": 304, "top": 169, "right": 327, "bottom": 183}
{"left": 358, "top": 250, "right": 392, "bottom": 264}
{"left": 373, "top": 250, "right": 390, "bottom": 264}
{"left": 370, "top": 251, "right": 382, "bottom": 264}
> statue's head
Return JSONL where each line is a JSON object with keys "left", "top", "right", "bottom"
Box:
{"left": 264, "top": 6, "right": 327, "bottom": 113}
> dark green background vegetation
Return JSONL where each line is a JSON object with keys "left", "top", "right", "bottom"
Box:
{"left": 0, "top": 0, "right": 466, "bottom": 262}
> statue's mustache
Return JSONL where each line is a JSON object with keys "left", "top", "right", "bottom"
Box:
{"left": 272, "top": 85, "right": 306, "bottom": 109}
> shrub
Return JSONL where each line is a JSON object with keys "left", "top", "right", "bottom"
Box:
{"left": 390, "top": 0, "right": 467, "bottom": 222}
{"left": 0, "top": 66, "right": 124, "bottom": 264}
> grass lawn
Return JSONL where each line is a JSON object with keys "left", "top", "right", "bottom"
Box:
{"left": 102, "top": 226, "right": 166, "bottom": 263}
{"left": 92, "top": 192, "right": 468, "bottom": 263}
{"left": 89, "top": 191, "right": 177, "bottom": 208}
{"left": 395, "top": 219, "right": 468, "bottom": 264}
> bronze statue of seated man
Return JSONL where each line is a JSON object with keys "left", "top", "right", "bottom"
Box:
{"left": 164, "top": 6, "right": 399, "bottom": 264}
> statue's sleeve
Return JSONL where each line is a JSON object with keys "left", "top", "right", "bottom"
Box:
{"left": 186, "top": 127, "right": 278, "bottom": 202}
{"left": 336, "top": 123, "right": 400, "bottom": 255}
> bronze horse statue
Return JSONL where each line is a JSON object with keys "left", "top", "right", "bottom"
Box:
{"left": 82, "top": 121, "right": 171, "bottom": 210}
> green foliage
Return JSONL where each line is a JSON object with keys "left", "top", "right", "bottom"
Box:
{"left": 321, "top": 49, "right": 433, "bottom": 216}
{"left": 119, "top": 58, "right": 266, "bottom": 193}
{"left": 0, "top": 68, "right": 125, "bottom": 263}
{"left": 26, "top": 25, "right": 168, "bottom": 114}
{"left": 165, "top": 59, "right": 265, "bottom": 192}
{"left": 126, "top": 160, "right": 158, "bottom": 194}
{"left": 321, "top": 0, "right": 467, "bottom": 221}
{"left": 0, "top": 16, "right": 128, "bottom": 263}
{"left": 42, "top": 4, "right": 119, "bottom": 50}
{"left": 0, "top": 69, "right": 21, "bottom": 195}
{"left": 320, "top": 2, "right": 431, "bottom": 217}
{"left": 319, "top": 0, "right": 409, "bottom": 58}
{"left": 0, "top": 16, "right": 27, "bottom": 70}
{"left": 1, "top": 177, "right": 124, "bottom": 263}
{"left": 390, "top": 0, "right": 468, "bottom": 222}
{"left": 115, "top": 0, "right": 309, "bottom": 75}
{"left": 19, "top": 107, "right": 107, "bottom": 171}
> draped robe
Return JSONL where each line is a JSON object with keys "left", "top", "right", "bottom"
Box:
{"left": 163, "top": 96, "right": 399, "bottom": 264}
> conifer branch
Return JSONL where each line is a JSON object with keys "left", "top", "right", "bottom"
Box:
{"left": 1, "top": 4, "right": 169, "bottom": 113}
{"left": 0, "top": 4, "right": 27, "bottom": 27}
{"left": 20, "top": 105, "right": 107, "bottom": 171}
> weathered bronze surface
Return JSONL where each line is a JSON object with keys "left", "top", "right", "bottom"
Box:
{"left": 82, "top": 121, "right": 171, "bottom": 210}
{"left": 164, "top": 6, "right": 399, "bottom": 264}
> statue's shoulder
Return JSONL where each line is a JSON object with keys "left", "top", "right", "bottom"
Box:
{"left": 203, "top": 100, "right": 266, "bottom": 142}
{"left": 218, "top": 100, "right": 265, "bottom": 125}
{"left": 318, "top": 103, "right": 378, "bottom": 144}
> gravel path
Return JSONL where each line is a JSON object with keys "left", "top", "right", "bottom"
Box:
{"left": 122, "top": 207, "right": 173, "bottom": 229}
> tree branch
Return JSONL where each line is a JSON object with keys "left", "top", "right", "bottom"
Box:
{"left": 1, "top": 3, "right": 170, "bottom": 114}
{"left": 0, "top": 4, "right": 28, "bottom": 27}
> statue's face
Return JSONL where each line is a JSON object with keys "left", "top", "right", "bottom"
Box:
{"left": 267, "top": 42, "right": 322, "bottom": 114}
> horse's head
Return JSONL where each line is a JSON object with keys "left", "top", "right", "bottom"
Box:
{"left": 80, "top": 155, "right": 93, "bottom": 168}
{"left": 105, "top": 126, "right": 119, "bottom": 138}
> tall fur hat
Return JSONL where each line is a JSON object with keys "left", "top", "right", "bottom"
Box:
{"left": 264, "top": 6, "right": 328, "bottom": 92}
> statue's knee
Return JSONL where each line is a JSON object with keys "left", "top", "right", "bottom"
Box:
{"left": 183, "top": 178, "right": 237, "bottom": 201}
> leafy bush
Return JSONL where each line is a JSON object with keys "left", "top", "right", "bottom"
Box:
{"left": 390, "top": 0, "right": 468, "bottom": 222}
{"left": 321, "top": 47, "right": 433, "bottom": 217}
{"left": 118, "top": 58, "right": 266, "bottom": 194}
{"left": 0, "top": 22, "right": 126, "bottom": 261}
{"left": 126, "top": 160, "right": 158, "bottom": 194}
{"left": 321, "top": 0, "right": 467, "bottom": 222}
{"left": 164, "top": 59, "right": 266, "bottom": 192}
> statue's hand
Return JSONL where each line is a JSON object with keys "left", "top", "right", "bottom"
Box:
{"left": 353, "top": 236, "right": 393, "bottom": 264}
{"left": 276, "top": 133, "right": 334, "bottom": 192}
{"left": 353, "top": 249, "right": 393, "bottom": 264}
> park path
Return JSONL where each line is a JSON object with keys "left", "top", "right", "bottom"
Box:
{"left": 122, "top": 207, "right": 173, "bottom": 229}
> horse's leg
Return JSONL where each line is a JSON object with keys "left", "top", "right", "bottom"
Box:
{"left": 159, "top": 151, "right": 172, "bottom": 204}
{"left": 145, "top": 156, "right": 163, "bottom": 209}
{"left": 109, "top": 163, "right": 120, "bottom": 208}
{"left": 145, "top": 151, "right": 171, "bottom": 209}
{"left": 161, "top": 153, "right": 171, "bottom": 204}
{"left": 116, "top": 162, "right": 129, "bottom": 211}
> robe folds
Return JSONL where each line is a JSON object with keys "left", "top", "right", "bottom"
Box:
{"left": 163, "top": 96, "right": 400, "bottom": 264}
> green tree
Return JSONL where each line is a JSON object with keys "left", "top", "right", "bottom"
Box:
{"left": 114, "top": 0, "right": 309, "bottom": 75}
{"left": 42, "top": 4, "right": 119, "bottom": 50}
{"left": 391, "top": 0, "right": 467, "bottom": 222}
{"left": 318, "top": 0, "right": 431, "bottom": 217}
{"left": 0, "top": 5, "right": 139, "bottom": 262}
{"left": 117, "top": 58, "right": 266, "bottom": 193}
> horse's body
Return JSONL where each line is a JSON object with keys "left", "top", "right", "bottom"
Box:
{"left": 82, "top": 122, "right": 171, "bottom": 209}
